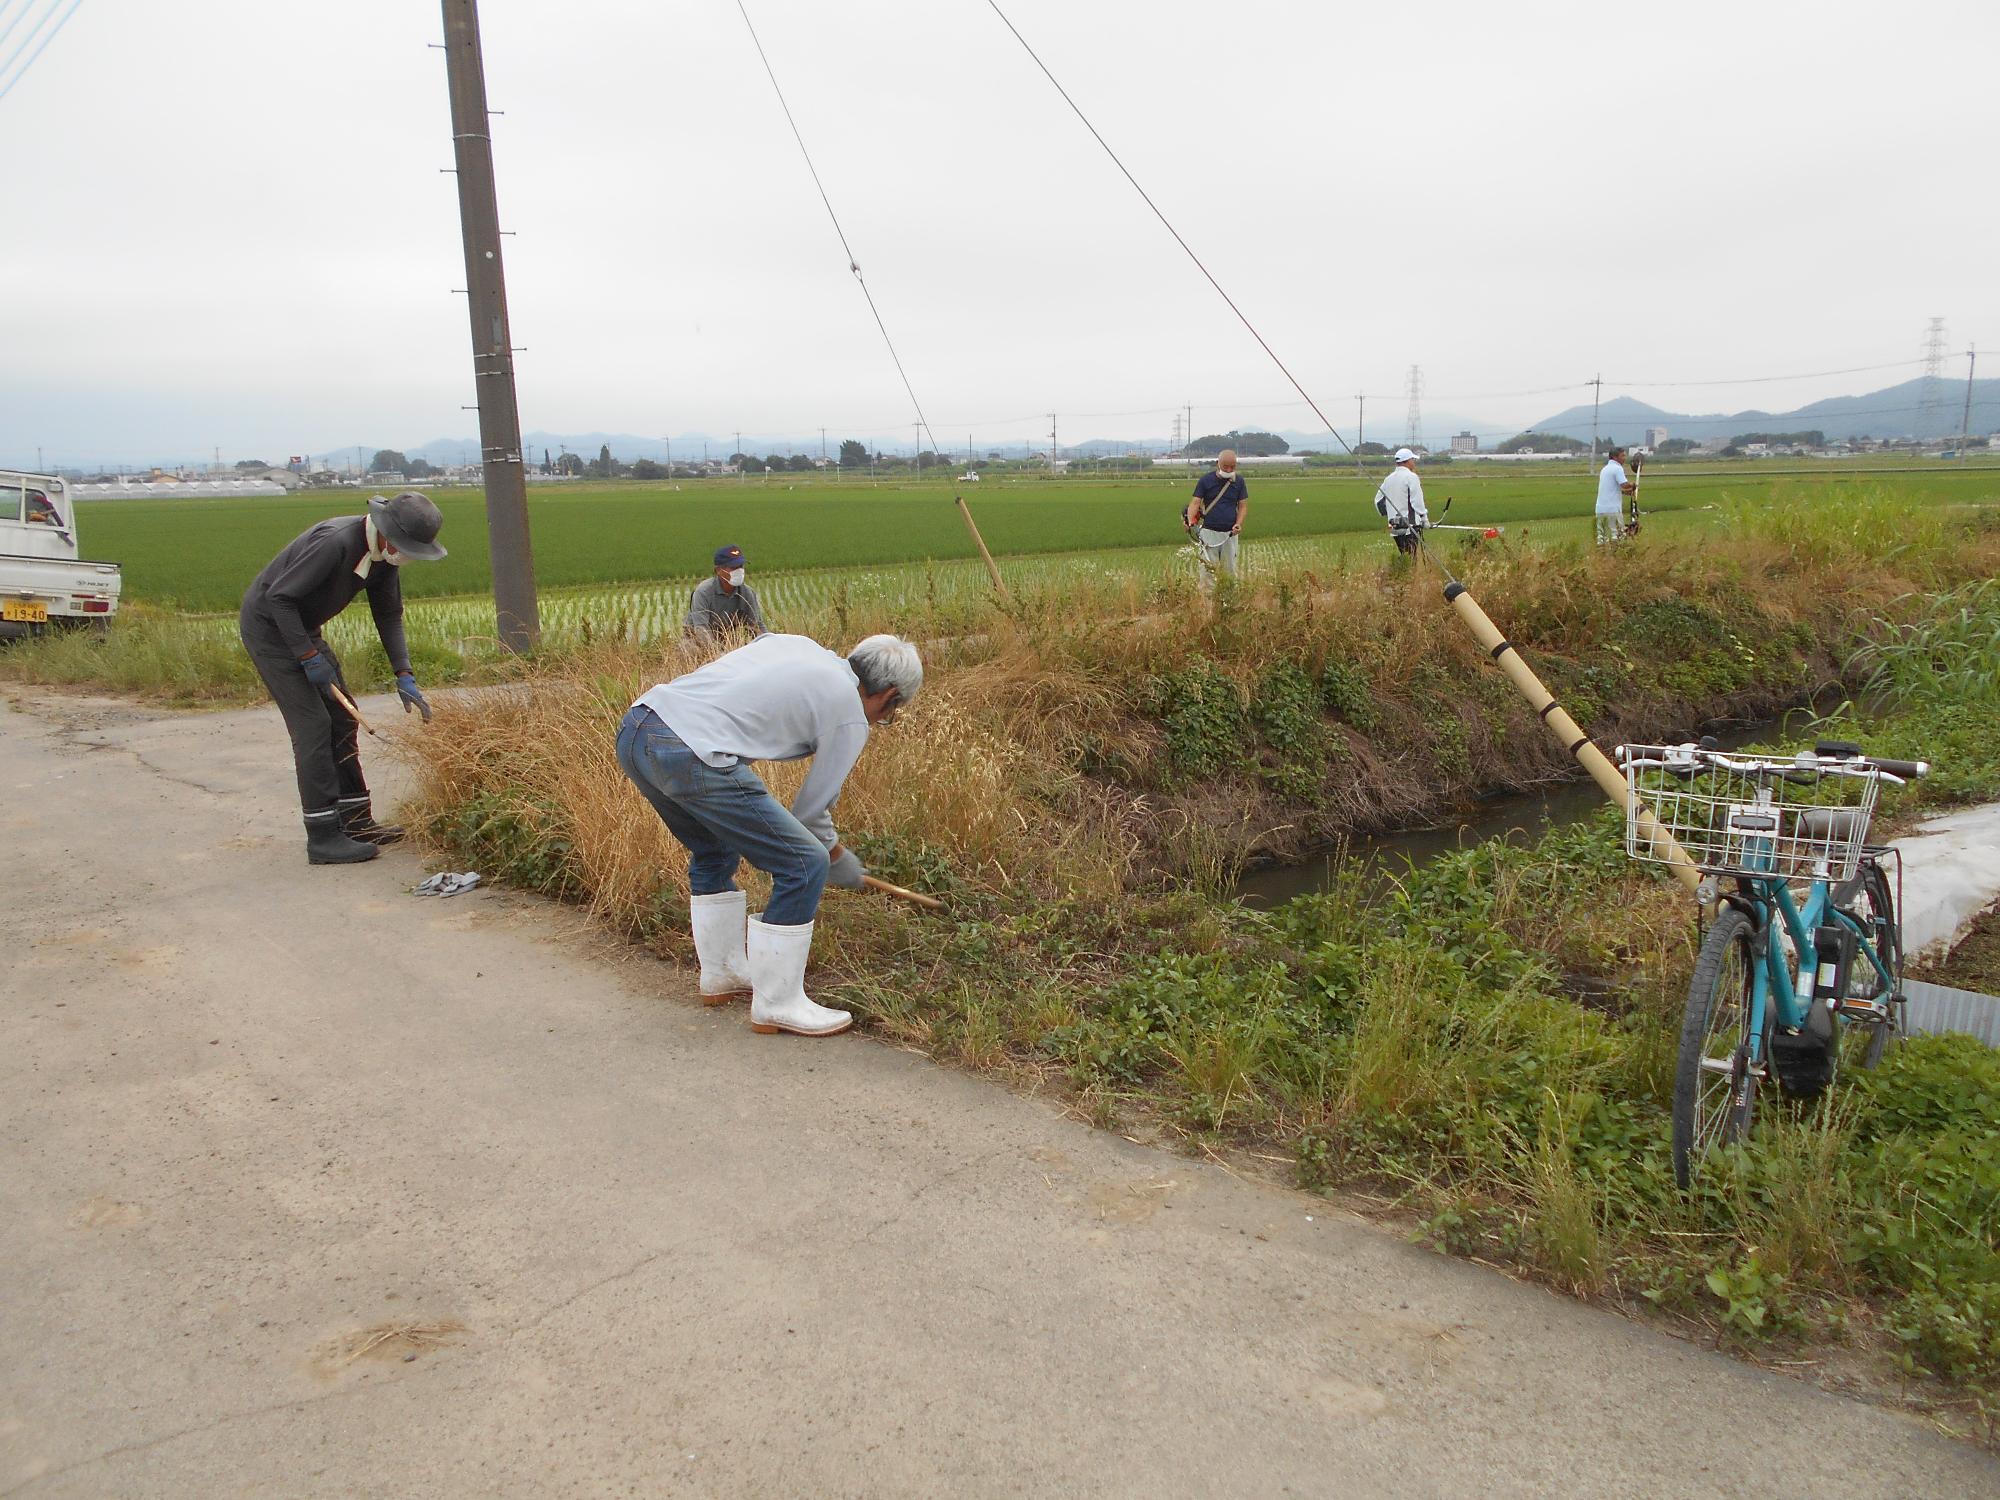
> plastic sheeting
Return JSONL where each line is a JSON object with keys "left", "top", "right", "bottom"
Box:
{"left": 1889, "top": 802, "right": 2000, "bottom": 961}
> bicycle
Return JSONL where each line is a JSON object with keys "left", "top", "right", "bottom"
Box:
{"left": 1615, "top": 737, "right": 1930, "bottom": 1188}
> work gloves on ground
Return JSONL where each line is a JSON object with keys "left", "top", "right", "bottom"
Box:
{"left": 827, "top": 846, "right": 866, "bottom": 890}
{"left": 396, "top": 671, "right": 432, "bottom": 723}
{"left": 300, "top": 651, "right": 337, "bottom": 691}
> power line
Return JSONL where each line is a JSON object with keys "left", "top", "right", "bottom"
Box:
{"left": 0, "top": 0, "right": 84, "bottom": 107}
{"left": 1604, "top": 356, "right": 1929, "bottom": 389}
{"left": 733, "top": 0, "right": 944, "bottom": 460}
{"left": 983, "top": 0, "right": 1352, "bottom": 456}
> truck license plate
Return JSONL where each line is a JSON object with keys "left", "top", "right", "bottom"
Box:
{"left": 2, "top": 600, "right": 49, "bottom": 623}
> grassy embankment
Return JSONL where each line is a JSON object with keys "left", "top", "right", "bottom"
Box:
{"left": 399, "top": 491, "right": 2000, "bottom": 1430}
{"left": 6, "top": 467, "right": 1996, "bottom": 705}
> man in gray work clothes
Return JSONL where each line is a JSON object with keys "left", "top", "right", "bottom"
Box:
{"left": 685, "top": 543, "right": 767, "bottom": 640}
{"left": 238, "top": 492, "right": 447, "bottom": 865}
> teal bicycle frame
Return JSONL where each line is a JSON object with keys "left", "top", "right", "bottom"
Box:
{"left": 1731, "top": 860, "right": 1893, "bottom": 1075}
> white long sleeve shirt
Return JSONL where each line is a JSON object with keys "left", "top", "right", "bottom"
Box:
{"left": 636, "top": 633, "right": 869, "bottom": 849}
{"left": 1375, "top": 466, "right": 1429, "bottom": 529}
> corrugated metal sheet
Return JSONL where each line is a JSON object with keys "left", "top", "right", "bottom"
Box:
{"left": 1902, "top": 980, "right": 2000, "bottom": 1047}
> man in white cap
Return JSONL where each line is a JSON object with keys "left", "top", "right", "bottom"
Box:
{"left": 1374, "top": 448, "right": 1430, "bottom": 555}
{"left": 1184, "top": 448, "right": 1248, "bottom": 592}
{"left": 615, "top": 632, "right": 923, "bottom": 1038}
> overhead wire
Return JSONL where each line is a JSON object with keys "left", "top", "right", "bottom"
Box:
{"left": 732, "top": 0, "right": 947, "bottom": 461}
{"left": 0, "top": 0, "right": 83, "bottom": 107}
{"left": 0, "top": 0, "right": 48, "bottom": 56}
{"left": 981, "top": 0, "right": 1352, "bottom": 456}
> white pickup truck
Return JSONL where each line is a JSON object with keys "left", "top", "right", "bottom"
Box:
{"left": 0, "top": 472, "right": 122, "bottom": 637}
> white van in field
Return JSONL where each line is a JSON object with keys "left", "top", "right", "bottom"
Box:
{"left": 0, "top": 472, "right": 123, "bottom": 638}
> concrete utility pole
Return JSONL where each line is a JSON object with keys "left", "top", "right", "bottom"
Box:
{"left": 442, "top": 0, "right": 538, "bottom": 651}
{"left": 1355, "top": 393, "right": 1365, "bottom": 474}
{"left": 1960, "top": 346, "right": 1977, "bottom": 459}
{"left": 1588, "top": 373, "right": 1603, "bottom": 471}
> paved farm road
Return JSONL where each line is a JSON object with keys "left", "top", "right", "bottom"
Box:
{"left": 2, "top": 690, "right": 1991, "bottom": 1498}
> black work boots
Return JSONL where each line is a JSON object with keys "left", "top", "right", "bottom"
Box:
{"left": 305, "top": 810, "right": 379, "bottom": 865}
{"left": 338, "top": 796, "right": 405, "bottom": 847}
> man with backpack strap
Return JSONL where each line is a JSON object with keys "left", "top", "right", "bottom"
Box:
{"left": 1374, "top": 447, "right": 1430, "bottom": 555}
{"left": 1184, "top": 449, "right": 1248, "bottom": 593}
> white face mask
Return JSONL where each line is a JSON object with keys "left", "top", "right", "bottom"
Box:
{"left": 383, "top": 550, "right": 406, "bottom": 567}
{"left": 726, "top": 568, "right": 745, "bottom": 587}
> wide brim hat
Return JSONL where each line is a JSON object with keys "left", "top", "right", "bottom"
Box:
{"left": 369, "top": 491, "right": 448, "bottom": 561}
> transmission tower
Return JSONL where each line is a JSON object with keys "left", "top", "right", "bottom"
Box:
{"left": 1168, "top": 409, "right": 1183, "bottom": 458}
{"left": 1403, "top": 365, "right": 1424, "bottom": 450}
{"left": 1918, "top": 316, "right": 1948, "bottom": 444}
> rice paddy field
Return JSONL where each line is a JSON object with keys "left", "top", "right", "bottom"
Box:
{"left": 11, "top": 461, "right": 1993, "bottom": 698}
{"left": 75, "top": 461, "right": 2000, "bottom": 614}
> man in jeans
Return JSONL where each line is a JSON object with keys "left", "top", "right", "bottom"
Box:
{"left": 1185, "top": 449, "right": 1248, "bottom": 592}
{"left": 615, "top": 632, "right": 923, "bottom": 1038}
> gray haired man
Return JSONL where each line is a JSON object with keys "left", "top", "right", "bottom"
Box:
{"left": 238, "top": 492, "right": 446, "bottom": 864}
{"left": 615, "top": 632, "right": 924, "bottom": 1038}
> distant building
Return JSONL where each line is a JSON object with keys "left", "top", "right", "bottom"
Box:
{"left": 1644, "top": 426, "right": 1669, "bottom": 448}
{"left": 1449, "top": 431, "right": 1478, "bottom": 454}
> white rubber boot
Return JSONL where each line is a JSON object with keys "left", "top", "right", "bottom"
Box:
{"left": 690, "top": 890, "right": 753, "bottom": 1004}
{"left": 747, "top": 915, "right": 852, "bottom": 1037}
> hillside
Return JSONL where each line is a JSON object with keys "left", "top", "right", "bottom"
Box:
{"left": 1530, "top": 378, "right": 2000, "bottom": 446}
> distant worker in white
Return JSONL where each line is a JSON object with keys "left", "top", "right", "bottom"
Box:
{"left": 1595, "top": 445, "right": 1636, "bottom": 544}
{"left": 615, "top": 632, "right": 923, "bottom": 1038}
{"left": 1184, "top": 448, "right": 1248, "bottom": 592}
{"left": 1373, "top": 447, "right": 1430, "bottom": 555}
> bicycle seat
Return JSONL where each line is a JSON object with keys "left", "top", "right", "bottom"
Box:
{"left": 1795, "top": 807, "right": 1867, "bottom": 841}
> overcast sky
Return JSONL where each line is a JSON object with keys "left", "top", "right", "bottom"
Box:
{"left": 3, "top": 0, "right": 1995, "bottom": 467}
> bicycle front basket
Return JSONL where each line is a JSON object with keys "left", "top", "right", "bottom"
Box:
{"left": 1619, "top": 745, "right": 1882, "bottom": 883}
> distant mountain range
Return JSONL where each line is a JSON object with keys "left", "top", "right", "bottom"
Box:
{"left": 1526, "top": 378, "right": 2000, "bottom": 447}
{"left": 334, "top": 377, "right": 1997, "bottom": 472}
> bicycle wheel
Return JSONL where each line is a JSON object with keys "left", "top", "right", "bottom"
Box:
{"left": 1672, "top": 906, "right": 1761, "bottom": 1189}
{"left": 1838, "top": 861, "right": 1901, "bottom": 1071}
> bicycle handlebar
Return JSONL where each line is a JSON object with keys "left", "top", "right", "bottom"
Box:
{"left": 1617, "top": 743, "right": 1930, "bottom": 785}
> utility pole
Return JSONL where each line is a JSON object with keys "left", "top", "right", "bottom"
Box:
{"left": 1355, "top": 393, "right": 1365, "bottom": 474}
{"left": 664, "top": 434, "right": 671, "bottom": 479}
{"left": 1049, "top": 413, "right": 1057, "bottom": 477}
{"left": 820, "top": 426, "right": 826, "bottom": 467}
{"left": 735, "top": 430, "right": 743, "bottom": 482}
{"left": 441, "top": 0, "right": 538, "bottom": 651}
{"left": 1588, "top": 373, "right": 1603, "bottom": 471}
{"left": 1960, "top": 346, "right": 1977, "bottom": 459}
{"left": 915, "top": 420, "right": 921, "bottom": 478}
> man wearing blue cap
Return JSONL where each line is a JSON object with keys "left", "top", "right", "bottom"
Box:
{"left": 685, "top": 544, "right": 767, "bottom": 641}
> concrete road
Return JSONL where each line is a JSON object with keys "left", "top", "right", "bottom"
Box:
{"left": 1, "top": 691, "right": 1991, "bottom": 1499}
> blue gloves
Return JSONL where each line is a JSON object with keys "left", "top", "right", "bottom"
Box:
{"left": 827, "top": 846, "right": 866, "bottom": 890}
{"left": 300, "top": 651, "right": 336, "bottom": 690}
{"left": 396, "top": 671, "right": 432, "bottom": 723}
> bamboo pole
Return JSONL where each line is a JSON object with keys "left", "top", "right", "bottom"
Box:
{"left": 861, "top": 874, "right": 946, "bottom": 912}
{"left": 1441, "top": 580, "right": 1705, "bottom": 897}
{"left": 328, "top": 683, "right": 376, "bottom": 738}
{"left": 955, "top": 494, "right": 1010, "bottom": 599}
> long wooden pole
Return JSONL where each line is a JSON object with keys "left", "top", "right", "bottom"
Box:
{"left": 955, "top": 494, "right": 1010, "bottom": 598}
{"left": 328, "top": 683, "right": 376, "bottom": 738}
{"left": 1441, "top": 580, "right": 1704, "bottom": 897}
{"left": 861, "top": 874, "right": 946, "bottom": 912}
